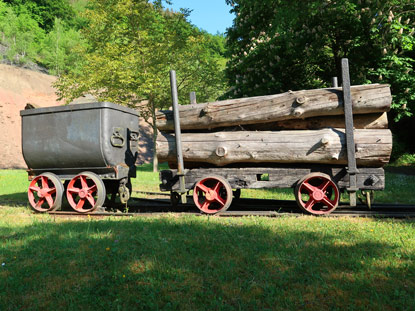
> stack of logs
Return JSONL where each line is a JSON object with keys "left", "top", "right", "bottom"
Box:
{"left": 156, "top": 84, "right": 392, "bottom": 168}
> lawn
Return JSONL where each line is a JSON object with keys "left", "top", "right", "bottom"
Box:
{"left": 1, "top": 167, "right": 415, "bottom": 310}
{"left": 0, "top": 207, "right": 414, "bottom": 310}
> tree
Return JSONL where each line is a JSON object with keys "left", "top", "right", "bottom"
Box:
{"left": 0, "top": 3, "right": 45, "bottom": 64}
{"left": 3, "top": 0, "right": 77, "bottom": 31}
{"left": 55, "top": 0, "right": 227, "bottom": 170}
{"left": 225, "top": 0, "right": 415, "bottom": 151}
{"left": 39, "top": 17, "right": 85, "bottom": 75}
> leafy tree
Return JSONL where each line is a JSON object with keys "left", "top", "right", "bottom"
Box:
{"left": 39, "top": 17, "right": 85, "bottom": 75}
{"left": 56, "top": 0, "right": 226, "bottom": 106}
{"left": 0, "top": 1, "right": 85, "bottom": 72}
{"left": 225, "top": 0, "right": 415, "bottom": 152}
{"left": 0, "top": 2, "right": 45, "bottom": 64}
{"left": 3, "top": 0, "right": 77, "bottom": 31}
{"left": 55, "top": 0, "right": 227, "bottom": 169}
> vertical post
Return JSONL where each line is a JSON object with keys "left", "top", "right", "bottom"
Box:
{"left": 341, "top": 58, "right": 358, "bottom": 207}
{"left": 170, "top": 70, "right": 187, "bottom": 204}
{"left": 189, "top": 92, "right": 197, "bottom": 105}
{"left": 332, "top": 77, "right": 338, "bottom": 88}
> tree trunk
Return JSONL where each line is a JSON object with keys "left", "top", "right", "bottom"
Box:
{"left": 156, "top": 129, "right": 392, "bottom": 167}
{"left": 151, "top": 100, "right": 158, "bottom": 172}
{"left": 156, "top": 84, "right": 391, "bottom": 131}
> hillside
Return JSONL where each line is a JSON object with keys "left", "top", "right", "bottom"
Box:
{"left": 0, "top": 64, "right": 63, "bottom": 168}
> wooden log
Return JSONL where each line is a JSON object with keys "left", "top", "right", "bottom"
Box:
{"left": 156, "top": 84, "right": 391, "bottom": 131}
{"left": 156, "top": 129, "right": 392, "bottom": 167}
{"left": 240, "top": 112, "right": 388, "bottom": 131}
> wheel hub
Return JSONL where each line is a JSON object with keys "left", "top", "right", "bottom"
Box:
{"left": 205, "top": 189, "right": 216, "bottom": 201}
{"left": 38, "top": 189, "right": 48, "bottom": 198}
{"left": 79, "top": 189, "right": 87, "bottom": 199}
{"left": 312, "top": 189, "right": 325, "bottom": 201}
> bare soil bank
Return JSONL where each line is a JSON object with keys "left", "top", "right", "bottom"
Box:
{"left": 0, "top": 64, "right": 153, "bottom": 169}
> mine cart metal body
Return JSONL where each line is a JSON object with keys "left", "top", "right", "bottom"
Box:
{"left": 160, "top": 59, "right": 386, "bottom": 215}
{"left": 20, "top": 102, "right": 139, "bottom": 213}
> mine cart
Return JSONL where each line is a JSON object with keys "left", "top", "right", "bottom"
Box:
{"left": 20, "top": 102, "right": 139, "bottom": 213}
{"left": 159, "top": 59, "right": 387, "bottom": 215}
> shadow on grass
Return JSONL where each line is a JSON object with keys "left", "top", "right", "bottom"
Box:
{"left": 0, "top": 192, "right": 27, "bottom": 205}
{"left": 0, "top": 217, "right": 414, "bottom": 310}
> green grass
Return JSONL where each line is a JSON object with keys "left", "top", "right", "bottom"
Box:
{"left": 391, "top": 153, "right": 415, "bottom": 167}
{"left": 0, "top": 169, "right": 28, "bottom": 204}
{"left": 1, "top": 167, "right": 415, "bottom": 309}
{"left": 0, "top": 208, "right": 414, "bottom": 310}
{"left": 132, "top": 163, "right": 169, "bottom": 193}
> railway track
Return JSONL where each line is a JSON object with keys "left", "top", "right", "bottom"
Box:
{"left": 45, "top": 197, "right": 415, "bottom": 219}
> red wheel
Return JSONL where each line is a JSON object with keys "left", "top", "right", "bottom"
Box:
{"left": 66, "top": 172, "right": 106, "bottom": 213}
{"left": 193, "top": 175, "right": 232, "bottom": 214}
{"left": 28, "top": 173, "right": 64, "bottom": 212}
{"left": 295, "top": 173, "right": 339, "bottom": 215}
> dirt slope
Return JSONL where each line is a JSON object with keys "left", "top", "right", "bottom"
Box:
{"left": 0, "top": 64, "right": 153, "bottom": 169}
{"left": 0, "top": 64, "right": 63, "bottom": 168}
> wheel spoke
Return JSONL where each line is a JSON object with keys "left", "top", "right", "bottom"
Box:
{"left": 319, "top": 180, "right": 331, "bottom": 192}
{"left": 196, "top": 183, "right": 210, "bottom": 194}
{"left": 214, "top": 195, "right": 226, "bottom": 207}
{"left": 88, "top": 184, "right": 97, "bottom": 193}
{"left": 304, "top": 198, "right": 316, "bottom": 211}
{"left": 213, "top": 182, "right": 222, "bottom": 193}
{"left": 80, "top": 176, "right": 88, "bottom": 189}
{"left": 200, "top": 201, "right": 210, "bottom": 211}
{"left": 29, "top": 186, "right": 41, "bottom": 193}
{"left": 45, "top": 195, "right": 54, "bottom": 208}
{"left": 322, "top": 197, "right": 335, "bottom": 209}
{"left": 35, "top": 198, "right": 45, "bottom": 208}
{"left": 301, "top": 182, "right": 316, "bottom": 194}
{"left": 76, "top": 198, "right": 85, "bottom": 210}
{"left": 41, "top": 176, "right": 48, "bottom": 189}
{"left": 67, "top": 187, "right": 80, "bottom": 193}
{"left": 47, "top": 187, "right": 56, "bottom": 195}
{"left": 86, "top": 193, "right": 96, "bottom": 207}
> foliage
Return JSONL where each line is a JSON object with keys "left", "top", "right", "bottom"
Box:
{"left": 3, "top": 0, "right": 78, "bottom": 31}
{"left": 0, "top": 2, "right": 45, "bottom": 65}
{"left": 0, "top": 1, "right": 86, "bottom": 74}
{"left": 39, "top": 17, "right": 86, "bottom": 75}
{"left": 55, "top": 0, "right": 228, "bottom": 113}
{"left": 225, "top": 0, "right": 415, "bottom": 124}
{"left": 391, "top": 153, "right": 415, "bottom": 167}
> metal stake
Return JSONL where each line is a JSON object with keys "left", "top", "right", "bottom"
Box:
{"left": 341, "top": 59, "right": 358, "bottom": 207}
{"left": 170, "top": 70, "right": 187, "bottom": 204}
{"left": 190, "top": 92, "right": 197, "bottom": 105}
{"left": 332, "top": 77, "right": 338, "bottom": 88}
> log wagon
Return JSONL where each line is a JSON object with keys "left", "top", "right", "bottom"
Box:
{"left": 157, "top": 59, "right": 392, "bottom": 215}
